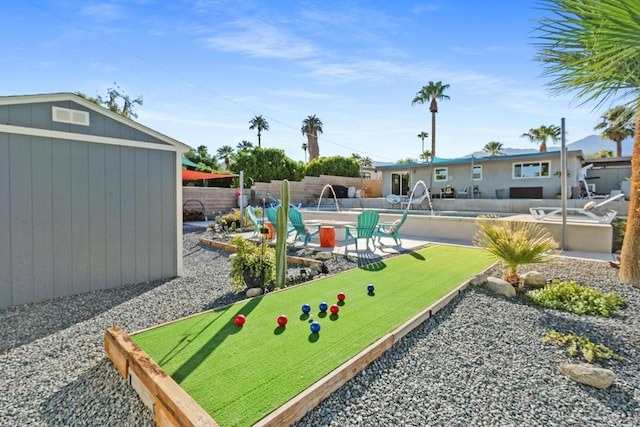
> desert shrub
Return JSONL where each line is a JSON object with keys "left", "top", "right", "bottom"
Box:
{"left": 229, "top": 236, "right": 276, "bottom": 290}
{"left": 473, "top": 216, "right": 557, "bottom": 288}
{"left": 525, "top": 279, "right": 626, "bottom": 316}
{"left": 543, "top": 330, "right": 623, "bottom": 363}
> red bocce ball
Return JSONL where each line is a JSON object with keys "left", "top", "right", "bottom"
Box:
{"left": 235, "top": 314, "right": 246, "bottom": 326}
{"left": 277, "top": 314, "right": 288, "bottom": 327}
{"left": 330, "top": 304, "right": 339, "bottom": 315}
{"left": 337, "top": 292, "right": 346, "bottom": 302}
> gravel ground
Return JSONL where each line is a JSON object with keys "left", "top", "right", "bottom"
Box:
{"left": 1, "top": 228, "right": 639, "bottom": 426}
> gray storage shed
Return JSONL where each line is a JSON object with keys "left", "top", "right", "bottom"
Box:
{"left": 0, "top": 93, "right": 190, "bottom": 309}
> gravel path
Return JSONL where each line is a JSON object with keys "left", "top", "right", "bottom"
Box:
{"left": 1, "top": 229, "right": 639, "bottom": 426}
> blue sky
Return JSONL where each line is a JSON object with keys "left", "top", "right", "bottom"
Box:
{"left": 3, "top": 1, "right": 611, "bottom": 164}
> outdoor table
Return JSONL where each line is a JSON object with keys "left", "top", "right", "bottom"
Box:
{"left": 304, "top": 219, "right": 354, "bottom": 242}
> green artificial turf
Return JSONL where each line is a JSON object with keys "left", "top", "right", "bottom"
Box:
{"left": 132, "top": 245, "right": 494, "bottom": 426}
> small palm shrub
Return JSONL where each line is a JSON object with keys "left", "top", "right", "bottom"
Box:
{"left": 543, "top": 330, "right": 623, "bottom": 363}
{"left": 229, "top": 236, "right": 276, "bottom": 290}
{"left": 525, "top": 279, "right": 626, "bottom": 316}
{"left": 474, "top": 216, "right": 557, "bottom": 288}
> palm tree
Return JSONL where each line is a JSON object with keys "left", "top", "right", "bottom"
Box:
{"left": 301, "top": 142, "right": 308, "bottom": 163}
{"left": 412, "top": 81, "right": 450, "bottom": 158}
{"left": 301, "top": 115, "right": 323, "bottom": 161}
{"left": 216, "top": 145, "right": 235, "bottom": 170}
{"left": 535, "top": 0, "right": 640, "bottom": 286}
{"left": 593, "top": 148, "right": 614, "bottom": 159}
{"left": 417, "top": 131, "right": 429, "bottom": 159}
{"left": 594, "top": 106, "right": 634, "bottom": 157}
{"left": 249, "top": 115, "right": 270, "bottom": 148}
{"left": 483, "top": 141, "right": 505, "bottom": 156}
{"left": 521, "top": 125, "right": 561, "bottom": 153}
{"left": 236, "top": 140, "right": 254, "bottom": 153}
{"left": 419, "top": 149, "right": 432, "bottom": 162}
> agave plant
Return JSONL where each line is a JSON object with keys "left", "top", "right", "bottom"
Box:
{"left": 474, "top": 216, "right": 557, "bottom": 289}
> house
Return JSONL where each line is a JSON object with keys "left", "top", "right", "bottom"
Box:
{"left": 0, "top": 93, "right": 190, "bottom": 309}
{"left": 375, "top": 150, "right": 585, "bottom": 199}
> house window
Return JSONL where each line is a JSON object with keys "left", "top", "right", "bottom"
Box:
{"left": 513, "top": 161, "right": 550, "bottom": 178}
{"left": 472, "top": 165, "right": 482, "bottom": 180}
{"left": 391, "top": 172, "right": 410, "bottom": 196}
{"left": 434, "top": 167, "right": 448, "bottom": 181}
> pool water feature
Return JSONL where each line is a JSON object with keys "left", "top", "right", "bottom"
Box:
{"left": 317, "top": 184, "right": 341, "bottom": 212}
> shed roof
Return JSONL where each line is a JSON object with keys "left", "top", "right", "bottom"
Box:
{"left": 0, "top": 92, "right": 191, "bottom": 153}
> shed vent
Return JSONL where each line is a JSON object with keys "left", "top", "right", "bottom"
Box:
{"left": 52, "top": 106, "right": 90, "bottom": 126}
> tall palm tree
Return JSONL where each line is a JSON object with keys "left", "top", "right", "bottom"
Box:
{"left": 535, "top": 0, "right": 640, "bottom": 286}
{"left": 412, "top": 81, "right": 450, "bottom": 158}
{"left": 521, "top": 125, "right": 561, "bottom": 153}
{"left": 236, "top": 140, "right": 254, "bottom": 153}
{"left": 483, "top": 141, "right": 505, "bottom": 156}
{"left": 249, "top": 115, "right": 270, "bottom": 148}
{"left": 301, "top": 142, "right": 308, "bottom": 163}
{"left": 216, "top": 145, "right": 235, "bottom": 170}
{"left": 594, "top": 106, "right": 634, "bottom": 157}
{"left": 417, "top": 131, "right": 429, "bottom": 159}
{"left": 301, "top": 115, "right": 323, "bottom": 161}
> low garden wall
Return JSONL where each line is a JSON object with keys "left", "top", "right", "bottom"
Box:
{"left": 183, "top": 176, "right": 382, "bottom": 219}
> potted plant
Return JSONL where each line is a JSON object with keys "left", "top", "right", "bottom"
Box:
{"left": 229, "top": 236, "right": 276, "bottom": 291}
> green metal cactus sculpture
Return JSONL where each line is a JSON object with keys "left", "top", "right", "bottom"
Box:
{"left": 275, "top": 180, "right": 290, "bottom": 288}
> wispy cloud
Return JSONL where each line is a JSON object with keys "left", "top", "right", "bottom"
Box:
{"left": 81, "top": 3, "right": 124, "bottom": 21}
{"left": 203, "top": 20, "right": 316, "bottom": 59}
{"left": 266, "top": 90, "right": 334, "bottom": 100}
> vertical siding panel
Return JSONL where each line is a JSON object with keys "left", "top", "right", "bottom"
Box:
{"left": 147, "top": 150, "right": 162, "bottom": 281}
{"left": 31, "top": 137, "right": 54, "bottom": 302}
{"left": 0, "top": 134, "right": 12, "bottom": 308}
{"left": 9, "top": 135, "right": 34, "bottom": 305}
{"left": 89, "top": 143, "right": 107, "bottom": 291}
{"left": 105, "top": 145, "right": 122, "bottom": 288}
{"left": 135, "top": 148, "right": 150, "bottom": 284}
{"left": 52, "top": 140, "right": 72, "bottom": 299}
{"left": 161, "top": 152, "right": 177, "bottom": 278}
{"left": 71, "top": 142, "right": 90, "bottom": 295}
{"left": 120, "top": 147, "right": 136, "bottom": 284}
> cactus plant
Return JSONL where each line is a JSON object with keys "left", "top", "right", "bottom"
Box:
{"left": 275, "top": 180, "right": 290, "bottom": 288}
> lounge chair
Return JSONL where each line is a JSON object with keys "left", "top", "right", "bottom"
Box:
{"left": 266, "top": 206, "right": 295, "bottom": 239}
{"left": 430, "top": 187, "right": 442, "bottom": 198}
{"left": 246, "top": 205, "right": 264, "bottom": 235}
{"left": 344, "top": 210, "right": 380, "bottom": 251}
{"left": 374, "top": 209, "right": 408, "bottom": 246}
{"left": 529, "top": 193, "right": 625, "bottom": 224}
{"left": 288, "top": 207, "right": 319, "bottom": 247}
{"left": 401, "top": 192, "right": 427, "bottom": 210}
{"left": 386, "top": 194, "right": 401, "bottom": 209}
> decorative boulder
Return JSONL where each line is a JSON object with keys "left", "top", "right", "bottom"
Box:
{"left": 484, "top": 277, "right": 517, "bottom": 297}
{"left": 558, "top": 363, "right": 616, "bottom": 389}
{"left": 315, "top": 252, "right": 333, "bottom": 261}
{"left": 522, "top": 271, "right": 547, "bottom": 289}
{"left": 246, "top": 287, "right": 264, "bottom": 298}
{"left": 469, "top": 273, "right": 488, "bottom": 287}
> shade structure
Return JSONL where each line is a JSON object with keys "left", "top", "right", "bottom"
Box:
{"left": 181, "top": 156, "right": 199, "bottom": 168}
{"left": 181, "top": 169, "right": 237, "bottom": 181}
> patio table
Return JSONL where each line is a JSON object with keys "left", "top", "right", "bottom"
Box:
{"left": 304, "top": 219, "right": 355, "bottom": 241}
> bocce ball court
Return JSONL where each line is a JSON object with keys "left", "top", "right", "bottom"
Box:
{"left": 104, "top": 244, "right": 495, "bottom": 426}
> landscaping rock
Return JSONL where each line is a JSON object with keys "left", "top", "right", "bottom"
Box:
{"left": 484, "top": 277, "right": 516, "bottom": 297}
{"left": 246, "top": 287, "right": 263, "bottom": 298}
{"left": 558, "top": 363, "right": 616, "bottom": 389}
{"left": 315, "top": 252, "right": 333, "bottom": 261}
{"left": 469, "top": 273, "right": 488, "bottom": 286}
{"left": 522, "top": 271, "right": 547, "bottom": 289}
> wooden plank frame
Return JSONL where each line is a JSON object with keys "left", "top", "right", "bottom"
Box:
{"left": 104, "top": 276, "right": 475, "bottom": 427}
